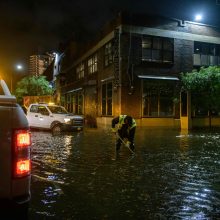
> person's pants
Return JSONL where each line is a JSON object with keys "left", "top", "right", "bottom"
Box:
{"left": 116, "top": 127, "right": 136, "bottom": 151}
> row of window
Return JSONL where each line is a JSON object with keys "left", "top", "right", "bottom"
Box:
{"left": 62, "top": 38, "right": 220, "bottom": 116}
{"left": 194, "top": 54, "right": 220, "bottom": 66}
{"left": 63, "top": 80, "right": 179, "bottom": 117}
{"left": 62, "top": 83, "right": 113, "bottom": 116}
{"left": 141, "top": 38, "right": 220, "bottom": 66}
{"left": 194, "top": 42, "right": 220, "bottom": 56}
{"left": 75, "top": 42, "right": 113, "bottom": 80}
{"left": 74, "top": 36, "right": 175, "bottom": 81}
{"left": 76, "top": 54, "right": 97, "bottom": 80}
{"left": 63, "top": 92, "right": 84, "bottom": 115}
{"left": 194, "top": 42, "right": 220, "bottom": 66}
{"left": 75, "top": 38, "right": 219, "bottom": 80}
{"left": 63, "top": 79, "right": 220, "bottom": 118}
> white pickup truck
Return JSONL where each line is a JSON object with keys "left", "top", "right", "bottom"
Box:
{"left": 0, "top": 79, "right": 31, "bottom": 216}
{"left": 26, "top": 103, "right": 84, "bottom": 133}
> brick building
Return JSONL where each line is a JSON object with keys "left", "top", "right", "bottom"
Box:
{"left": 55, "top": 13, "right": 220, "bottom": 128}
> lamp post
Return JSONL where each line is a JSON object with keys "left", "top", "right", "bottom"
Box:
{"left": 10, "top": 64, "right": 23, "bottom": 93}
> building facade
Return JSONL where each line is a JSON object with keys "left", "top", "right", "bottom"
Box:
{"left": 29, "top": 53, "right": 55, "bottom": 77}
{"left": 55, "top": 13, "right": 220, "bottom": 128}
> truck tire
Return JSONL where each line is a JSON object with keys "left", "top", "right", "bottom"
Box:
{"left": 52, "top": 124, "right": 62, "bottom": 133}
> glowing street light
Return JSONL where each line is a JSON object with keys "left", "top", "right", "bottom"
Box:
{"left": 16, "top": 64, "right": 23, "bottom": 70}
{"left": 195, "top": 14, "right": 202, "bottom": 22}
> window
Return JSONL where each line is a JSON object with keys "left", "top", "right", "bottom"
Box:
{"left": 75, "top": 92, "right": 83, "bottom": 115}
{"left": 194, "top": 42, "right": 220, "bottom": 66}
{"left": 142, "top": 80, "right": 175, "bottom": 117}
{"left": 76, "top": 63, "right": 84, "bottom": 79}
{"left": 142, "top": 36, "right": 174, "bottom": 63}
{"left": 38, "top": 106, "right": 49, "bottom": 115}
{"left": 88, "top": 54, "right": 97, "bottom": 74}
{"left": 30, "top": 105, "right": 38, "bottom": 113}
{"left": 142, "top": 37, "right": 152, "bottom": 60}
{"left": 66, "top": 93, "right": 72, "bottom": 112}
{"left": 30, "top": 105, "right": 49, "bottom": 115}
{"left": 102, "top": 82, "right": 112, "bottom": 116}
{"left": 163, "top": 38, "right": 174, "bottom": 62}
{"left": 104, "top": 42, "right": 113, "bottom": 67}
{"left": 152, "top": 37, "right": 162, "bottom": 61}
{"left": 64, "top": 91, "right": 84, "bottom": 114}
{"left": 73, "top": 92, "right": 83, "bottom": 115}
{"left": 191, "top": 92, "right": 220, "bottom": 117}
{"left": 47, "top": 106, "right": 68, "bottom": 114}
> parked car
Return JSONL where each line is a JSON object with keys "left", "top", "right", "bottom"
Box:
{"left": 26, "top": 103, "right": 84, "bottom": 132}
{"left": 0, "top": 79, "right": 31, "bottom": 216}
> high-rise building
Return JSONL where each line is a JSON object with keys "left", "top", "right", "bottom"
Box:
{"left": 29, "top": 53, "right": 55, "bottom": 76}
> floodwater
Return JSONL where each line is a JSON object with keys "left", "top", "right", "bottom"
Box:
{"left": 28, "top": 127, "right": 220, "bottom": 219}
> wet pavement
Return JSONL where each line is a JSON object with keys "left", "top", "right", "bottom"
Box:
{"left": 28, "top": 127, "right": 220, "bottom": 219}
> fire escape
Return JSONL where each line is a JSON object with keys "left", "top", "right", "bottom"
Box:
{"left": 113, "top": 28, "right": 120, "bottom": 90}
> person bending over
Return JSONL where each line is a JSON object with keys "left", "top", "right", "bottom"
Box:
{"left": 112, "top": 115, "right": 136, "bottom": 152}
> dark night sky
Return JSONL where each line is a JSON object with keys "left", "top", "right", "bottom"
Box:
{"left": 0, "top": 0, "right": 219, "bottom": 74}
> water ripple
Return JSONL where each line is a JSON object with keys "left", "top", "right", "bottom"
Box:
{"left": 29, "top": 128, "right": 220, "bottom": 219}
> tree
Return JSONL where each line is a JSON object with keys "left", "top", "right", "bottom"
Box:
{"left": 180, "top": 66, "right": 220, "bottom": 127}
{"left": 15, "top": 76, "right": 54, "bottom": 104}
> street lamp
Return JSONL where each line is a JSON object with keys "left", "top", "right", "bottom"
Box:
{"left": 16, "top": 65, "right": 23, "bottom": 70}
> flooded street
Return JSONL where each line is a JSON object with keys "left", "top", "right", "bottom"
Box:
{"left": 28, "top": 127, "right": 220, "bottom": 219}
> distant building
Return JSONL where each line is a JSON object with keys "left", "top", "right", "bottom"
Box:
{"left": 54, "top": 12, "right": 220, "bottom": 128}
{"left": 29, "top": 53, "right": 55, "bottom": 77}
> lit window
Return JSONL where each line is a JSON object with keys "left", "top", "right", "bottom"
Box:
{"left": 73, "top": 92, "right": 84, "bottom": 115}
{"left": 88, "top": 54, "right": 97, "bottom": 74}
{"left": 104, "top": 42, "right": 113, "bottom": 67}
{"left": 76, "top": 63, "right": 85, "bottom": 79}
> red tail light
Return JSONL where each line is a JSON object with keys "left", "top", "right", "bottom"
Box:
{"left": 13, "top": 129, "right": 31, "bottom": 178}
{"left": 16, "top": 131, "right": 31, "bottom": 147}
{"left": 16, "top": 160, "right": 30, "bottom": 176}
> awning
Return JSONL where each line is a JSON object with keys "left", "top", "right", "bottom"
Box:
{"left": 101, "top": 76, "right": 114, "bottom": 82}
{"left": 137, "top": 75, "right": 179, "bottom": 81}
{"left": 65, "top": 87, "right": 83, "bottom": 94}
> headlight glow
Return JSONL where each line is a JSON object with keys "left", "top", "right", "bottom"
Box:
{"left": 64, "top": 118, "right": 71, "bottom": 123}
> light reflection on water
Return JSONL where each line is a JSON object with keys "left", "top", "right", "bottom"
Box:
{"left": 29, "top": 128, "right": 220, "bottom": 219}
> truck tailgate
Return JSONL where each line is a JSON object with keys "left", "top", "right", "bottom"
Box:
{"left": 0, "top": 103, "right": 14, "bottom": 197}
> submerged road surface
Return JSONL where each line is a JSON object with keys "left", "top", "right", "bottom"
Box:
{"left": 28, "top": 127, "right": 220, "bottom": 219}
